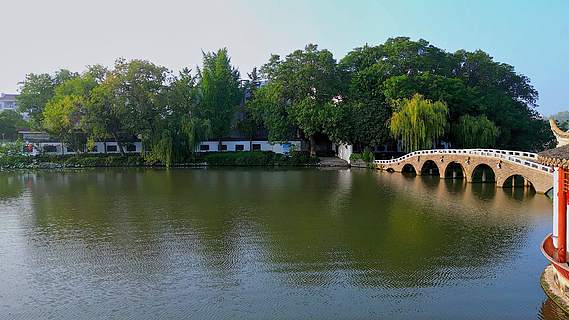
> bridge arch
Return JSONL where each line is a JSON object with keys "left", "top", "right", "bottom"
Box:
{"left": 443, "top": 161, "right": 465, "bottom": 179}
{"left": 471, "top": 164, "right": 496, "bottom": 183}
{"left": 421, "top": 160, "right": 440, "bottom": 175}
{"left": 401, "top": 163, "right": 417, "bottom": 174}
{"left": 499, "top": 174, "right": 536, "bottom": 191}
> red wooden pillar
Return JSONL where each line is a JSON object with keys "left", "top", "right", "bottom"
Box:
{"left": 558, "top": 167, "right": 567, "bottom": 263}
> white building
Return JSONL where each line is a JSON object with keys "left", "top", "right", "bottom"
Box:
{"left": 0, "top": 93, "right": 29, "bottom": 120}
{"left": 0, "top": 93, "right": 18, "bottom": 112}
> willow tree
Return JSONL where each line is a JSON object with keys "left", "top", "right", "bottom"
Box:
{"left": 454, "top": 115, "right": 500, "bottom": 148}
{"left": 390, "top": 93, "right": 448, "bottom": 152}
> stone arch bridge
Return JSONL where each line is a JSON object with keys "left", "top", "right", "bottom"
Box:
{"left": 375, "top": 149, "right": 554, "bottom": 193}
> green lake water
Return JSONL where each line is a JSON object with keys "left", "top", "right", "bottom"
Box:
{"left": 0, "top": 167, "right": 567, "bottom": 319}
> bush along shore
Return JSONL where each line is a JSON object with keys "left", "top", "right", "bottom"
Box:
{"left": 0, "top": 151, "right": 319, "bottom": 169}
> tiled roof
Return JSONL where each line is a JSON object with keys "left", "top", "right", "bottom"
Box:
{"left": 538, "top": 144, "right": 569, "bottom": 168}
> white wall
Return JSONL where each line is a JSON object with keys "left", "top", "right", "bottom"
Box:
{"left": 24, "top": 140, "right": 299, "bottom": 155}
{"left": 198, "top": 141, "right": 300, "bottom": 154}
{"left": 25, "top": 141, "right": 143, "bottom": 155}
{"left": 336, "top": 143, "right": 353, "bottom": 162}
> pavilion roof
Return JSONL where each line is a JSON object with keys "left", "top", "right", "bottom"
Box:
{"left": 538, "top": 144, "right": 569, "bottom": 168}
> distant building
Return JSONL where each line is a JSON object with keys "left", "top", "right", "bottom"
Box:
{"left": 0, "top": 93, "right": 18, "bottom": 112}
{"left": 0, "top": 93, "right": 29, "bottom": 120}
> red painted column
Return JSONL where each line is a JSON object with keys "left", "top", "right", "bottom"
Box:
{"left": 558, "top": 167, "right": 567, "bottom": 263}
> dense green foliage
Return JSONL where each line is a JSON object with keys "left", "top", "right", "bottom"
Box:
{"left": 454, "top": 115, "right": 500, "bottom": 148}
{"left": 16, "top": 37, "right": 552, "bottom": 162}
{"left": 196, "top": 48, "right": 242, "bottom": 149}
{"left": 0, "top": 140, "right": 27, "bottom": 165}
{"left": 0, "top": 110, "right": 29, "bottom": 139}
{"left": 255, "top": 44, "right": 341, "bottom": 156}
{"left": 246, "top": 37, "right": 551, "bottom": 152}
{"left": 204, "top": 151, "right": 318, "bottom": 166}
{"left": 390, "top": 94, "right": 448, "bottom": 152}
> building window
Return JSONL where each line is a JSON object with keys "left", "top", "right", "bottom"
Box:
{"left": 236, "top": 144, "right": 244, "bottom": 151}
{"left": 107, "top": 145, "right": 118, "bottom": 152}
{"left": 126, "top": 145, "right": 136, "bottom": 152}
{"left": 221, "top": 145, "right": 227, "bottom": 151}
{"left": 252, "top": 144, "right": 261, "bottom": 150}
{"left": 44, "top": 145, "right": 57, "bottom": 153}
{"left": 67, "top": 147, "right": 74, "bottom": 152}
{"left": 200, "top": 145, "right": 209, "bottom": 151}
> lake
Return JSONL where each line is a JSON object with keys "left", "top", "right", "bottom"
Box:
{"left": 0, "top": 167, "right": 567, "bottom": 319}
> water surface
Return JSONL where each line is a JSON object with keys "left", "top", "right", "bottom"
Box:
{"left": 0, "top": 168, "right": 566, "bottom": 319}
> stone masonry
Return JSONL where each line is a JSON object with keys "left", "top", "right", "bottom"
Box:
{"left": 378, "top": 152, "right": 553, "bottom": 193}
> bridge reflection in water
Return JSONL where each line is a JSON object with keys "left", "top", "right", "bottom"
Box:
{"left": 377, "top": 148, "right": 554, "bottom": 193}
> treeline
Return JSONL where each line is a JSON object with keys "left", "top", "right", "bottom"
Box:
{"left": 17, "top": 37, "right": 553, "bottom": 165}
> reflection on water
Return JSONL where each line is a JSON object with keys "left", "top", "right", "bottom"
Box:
{"left": 0, "top": 168, "right": 566, "bottom": 319}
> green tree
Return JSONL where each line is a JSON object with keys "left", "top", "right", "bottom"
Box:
{"left": 0, "top": 110, "right": 28, "bottom": 140}
{"left": 196, "top": 48, "right": 241, "bottom": 151}
{"left": 17, "top": 69, "right": 78, "bottom": 129}
{"left": 390, "top": 93, "right": 448, "bottom": 152}
{"left": 453, "top": 115, "right": 500, "bottom": 148}
{"left": 43, "top": 76, "right": 97, "bottom": 153}
{"left": 232, "top": 67, "right": 264, "bottom": 150}
{"left": 113, "top": 58, "right": 170, "bottom": 140}
{"left": 83, "top": 65, "right": 129, "bottom": 155}
{"left": 258, "top": 44, "right": 340, "bottom": 156}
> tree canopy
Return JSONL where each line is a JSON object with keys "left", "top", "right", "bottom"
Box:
{"left": 15, "top": 38, "right": 553, "bottom": 161}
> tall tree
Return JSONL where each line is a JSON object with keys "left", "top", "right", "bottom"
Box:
{"left": 43, "top": 75, "right": 97, "bottom": 153}
{"left": 390, "top": 94, "right": 448, "bottom": 152}
{"left": 258, "top": 44, "right": 340, "bottom": 156}
{"left": 196, "top": 48, "right": 241, "bottom": 150}
{"left": 232, "top": 67, "right": 264, "bottom": 150}
{"left": 84, "top": 65, "right": 129, "bottom": 155}
{"left": 113, "top": 58, "right": 170, "bottom": 141}
{"left": 17, "top": 69, "right": 78, "bottom": 129}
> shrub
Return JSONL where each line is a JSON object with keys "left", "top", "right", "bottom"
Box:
{"left": 362, "top": 148, "right": 374, "bottom": 163}
{"left": 349, "top": 153, "right": 362, "bottom": 162}
{"left": 315, "top": 149, "right": 336, "bottom": 157}
{"left": 0, "top": 140, "right": 28, "bottom": 166}
{"left": 204, "top": 151, "right": 317, "bottom": 166}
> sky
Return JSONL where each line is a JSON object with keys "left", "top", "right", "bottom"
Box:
{"left": 2, "top": 0, "right": 567, "bottom": 117}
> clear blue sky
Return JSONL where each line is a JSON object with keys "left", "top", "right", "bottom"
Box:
{"left": 2, "top": 0, "right": 567, "bottom": 116}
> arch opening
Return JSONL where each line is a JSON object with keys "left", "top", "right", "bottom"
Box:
{"left": 472, "top": 164, "right": 495, "bottom": 183}
{"left": 421, "top": 160, "right": 439, "bottom": 175}
{"left": 401, "top": 164, "right": 416, "bottom": 174}
{"left": 444, "top": 162, "right": 464, "bottom": 179}
{"left": 503, "top": 174, "right": 536, "bottom": 191}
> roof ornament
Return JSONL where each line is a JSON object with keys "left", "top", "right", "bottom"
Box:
{"left": 550, "top": 119, "right": 569, "bottom": 148}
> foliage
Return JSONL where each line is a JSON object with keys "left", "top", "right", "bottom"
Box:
{"left": 257, "top": 44, "right": 341, "bottom": 156}
{"left": 550, "top": 111, "right": 569, "bottom": 124}
{"left": 0, "top": 110, "right": 28, "bottom": 139}
{"left": 453, "top": 115, "right": 500, "bottom": 148}
{"left": 0, "top": 140, "right": 27, "bottom": 165}
{"left": 315, "top": 149, "right": 336, "bottom": 157}
{"left": 39, "top": 153, "right": 145, "bottom": 167}
{"left": 17, "top": 69, "right": 78, "bottom": 129}
{"left": 362, "top": 148, "right": 374, "bottom": 163}
{"left": 204, "top": 151, "right": 317, "bottom": 166}
{"left": 390, "top": 94, "right": 448, "bottom": 152}
{"left": 15, "top": 38, "right": 550, "bottom": 157}
{"left": 349, "top": 153, "right": 362, "bottom": 162}
{"left": 196, "top": 48, "right": 242, "bottom": 145}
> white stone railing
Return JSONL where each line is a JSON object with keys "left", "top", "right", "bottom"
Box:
{"left": 374, "top": 148, "right": 553, "bottom": 174}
